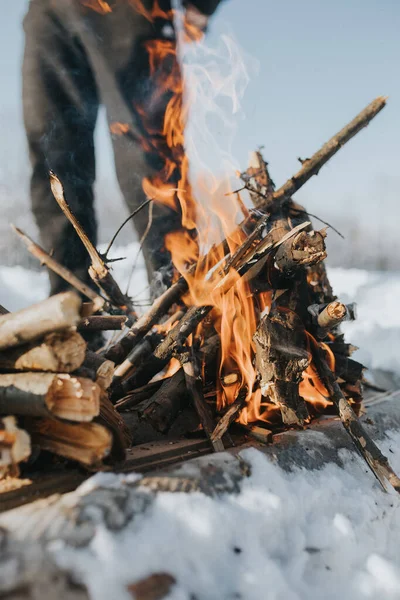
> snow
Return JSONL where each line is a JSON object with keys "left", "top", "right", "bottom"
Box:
{"left": 46, "top": 433, "right": 400, "bottom": 600}
{"left": 2, "top": 256, "right": 400, "bottom": 599}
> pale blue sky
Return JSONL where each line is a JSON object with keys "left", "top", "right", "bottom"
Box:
{"left": 0, "top": 1, "right": 399, "bottom": 238}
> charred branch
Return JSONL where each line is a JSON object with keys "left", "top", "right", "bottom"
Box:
{"left": 140, "top": 369, "right": 188, "bottom": 434}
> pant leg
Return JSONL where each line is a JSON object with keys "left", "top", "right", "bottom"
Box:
{"left": 23, "top": 0, "right": 99, "bottom": 295}
{"left": 79, "top": 2, "right": 182, "bottom": 291}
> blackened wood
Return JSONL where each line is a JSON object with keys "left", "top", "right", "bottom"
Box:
{"left": 140, "top": 370, "right": 188, "bottom": 433}
{"left": 78, "top": 315, "right": 127, "bottom": 331}
{"left": 0, "top": 331, "right": 86, "bottom": 373}
{"left": 0, "top": 292, "right": 81, "bottom": 350}
{"left": 49, "top": 172, "right": 135, "bottom": 314}
{"left": 179, "top": 350, "right": 224, "bottom": 453}
{"left": 112, "top": 332, "right": 163, "bottom": 382}
{"left": 113, "top": 305, "right": 212, "bottom": 398}
{"left": 211, "top": 386, "right": 247, "bottom": 443}
{"left": 335, "top": 356, "right": 365, "bottom": 385}
{"left": 115, "top": 379, "right": 167, "bottom": 412}
{"left": 253, "top": 308, "right": 310, "bottom": 426}
{"left": 13, "top": 226, "right": 105, "bottom": 313}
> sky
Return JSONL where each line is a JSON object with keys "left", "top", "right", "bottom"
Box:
{"left": 0, "top": 0, "right": 399, "bottom": 263}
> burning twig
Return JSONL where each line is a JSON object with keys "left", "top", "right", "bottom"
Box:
{"left": 179, "top": 348, "right": 224, "bottom": 453}
{"left": 49, "top": 172, "right": 135, "bottom": 314}
{"left": 12, "top": 225, "right": 105, "bottom": 313}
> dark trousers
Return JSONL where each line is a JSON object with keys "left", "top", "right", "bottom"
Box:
{"left": 23, "top": 0, "right": 182, "bottom": 295}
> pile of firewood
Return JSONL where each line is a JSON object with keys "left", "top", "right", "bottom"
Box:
{"left": 3, "top": 95, "right": 400, "bottom": 495}
{"left": 0, "top": 293, "right": 130, "bottom": 477}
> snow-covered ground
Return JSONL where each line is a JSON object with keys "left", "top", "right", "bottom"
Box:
{"left": 2, "top": 254, "right": 400, "bottom": 600}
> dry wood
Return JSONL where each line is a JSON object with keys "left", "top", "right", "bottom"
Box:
{"left": 12, "top": 226, "right": 105, "bottom": 313}
{"left": 179, "top": 350, "right": 224, "bottom": 452}
{"left": 27, "top": 418, "right": 112, "bottom": 467}
{"left": 308, "top": 301, "right": 356, "bottom": 338}
{"left": 76, "top": 351, "right": 115, "bottom": 390}
{"left": 0, "top": 373, "right": 100, "bottom": 422}
{"left": 242, "top": 150, "right": 275, "bottom": 209}
{"left": 211, "top": 386, "right": 247, "bottom": 443}
{"left": 95, "top": 392, "right": 131, "bottom": 462}
{"left": 253, "top": 308, "right": 310, "bottom": 426}
{"left": 140, "top": 369, "right": 188, "bottom": 433}
{"left": 0, "top": 416, "right": 31, "bottom": 478}
{"left": 268, "top": 96, "right": 387, "bottom": 209}
{"left": 313, "top": 348, "right": 400, "bottom": 493}
{"left": 0, "top": 330, "right": 86, "bottom": 373}
{"left": 243, "top": 424, "right": 273, "bottom": 444}
{"left": 274, "top": 229, "right": 327, "bottom": 272}
{"left": 78, "top": 315, "right": 127, "bottom": 331}
{"left": 49, "top": 172, "right": 135, "bottom": 314}
{"left": 0, "top": 291, "right": 81, "bottom": 350}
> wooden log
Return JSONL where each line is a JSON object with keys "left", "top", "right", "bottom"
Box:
{"left": 95, "top": 392, "right": 131, "bottom": 462}
{"left": 12, "top": 226, "right": 105, "bottom": 313}
{"left": 335, "top": 356, "right": 365, "bottom": 385}
{"left": 0, "top": 331, "right": 86, "bottom": 373}
{"left": 308, "top": 301, "right": 356, "bottom": 338}
{"left": 112, "top": 305, "right": 212, "bottom": 399}
{"left": 78, "top": 315, "right": 127, "bottom": 331}
{"left": 75, "top": 351, "right": 115, "bottom": 391}
{"left": 0, "top": 416, "right": 31, "bottom": 478}
{"left": 242, "top": 150, "right": 275, "bottom": 209}
{"left": 115, "top": 379, "right": 167, "bottom": 412}
{"left": 27, "top": 418, "right": 112, "bottom": 468}
{"left": 268, "top": 97, "right": 387, "bottom": 208}
{"left": 49, "top": 172, "right": 135, "bottom": 314}
{"left": 140, "top": 370, "right": 189, "bottom": 433}
{"left": 313, "top": 348, "right": 400, "bottom": 493}
{"left": 274, "top": 229, "right": 327, "bottom": 273}
{"left": 253, "top": 308, "right": 310, "bottom": 426}
{"left": 211, "top": 386, "right": 247, "bottom": 444}
{"left": 179, "top": 350, "right": 224, "bottom": 452}
{"left": 0, "top": 291, "right": 81, "bottom": 350}
{"left": 0, "top": 373, "right": 100, "bottom": 422}
{"left": 112, "top": 332, "right": 163, "bottom": 383}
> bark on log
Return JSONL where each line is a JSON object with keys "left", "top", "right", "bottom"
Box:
{"left": 0, "top": 331, "right": 86, "bottom": 373}
{"left": 95, "top": 392, "right": 131, "bottom": 461}
{"left": 274, "top": 229, "right": 327, "bottom": 273}
{"left": 27, "top": 418, "right": 112, "bottom": 468}
{"left": 140, "top": 369, "right": 188, "bottom": 433}
{"left": 0, "top": 416, "right": 31, "bottom": 478}
{"left": 75, "top": 351, "right": 115, "bottom": 391}
{"left": 267, "top": 97, "right": 387, "bottom": 209}
{"left": 253, "top": 308, "right": 310, "bottom": 425}
{"left": 0, "top": 292, "right": 81, "bottom": 350}
{"left": 12, "top": 226, "right": 105, "bottom": 313}
{"left": 313, "top": 349, "right": 400, "bottom": 493}
{"left": 78, "top": 315, "right": 127, "bottom": 331}
{"left": 308, "top": 301, "right": 356, "bottom": 337}
{"left": 211, "top": 386, "right": 247, "bottom": 444}
{"left": 0, "top": 373, "right": 100, "bottom": 422}
{"left": 112, "top": 332, "right": 163, "bottom": 382}
{"left": 49, "top": 172, "right": 135, "bottom": 314}
{"left": 179, "top": 350, "right": 224, "bottom": 453}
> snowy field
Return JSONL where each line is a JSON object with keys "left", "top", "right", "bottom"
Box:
{"left": 2, "top": 252, "right": 400, "bottom": 600}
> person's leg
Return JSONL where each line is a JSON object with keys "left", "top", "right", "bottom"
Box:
{"left": 23, "top": 0, "right": 99, "bottom": 294}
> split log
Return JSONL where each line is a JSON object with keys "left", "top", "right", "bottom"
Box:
{"left": 75, "top": 351, "right": 115, "bottom": 391}
{"left": 140, "top": 369, "right": 188, "bottom": 433}
{"left": 0, "top": 373, "right": 100, "bottom": 422}
{"left": 0, "top": 331, "right": 86, "bottom": 373}
{"left": 211, "top": 386, "right": 247, "bottom": 444}
{"left": 0, "top": 292, "right": 81, "bottom": 350}
{"left": 78, "top": 315, "right": 127, "bottom": 331}
{"left": 274, "top": 229, "right": 327, "bottom": 273}
{"left": 27, "top": 418, "right": 112, "bottom": 468}
{"left": 95, "top": 392, "right": 131, "bottom": 462}
{"left": 49, "top": 172, "right": 135, "bottom": 314}
{"left": 0, "top": 416, "right": 31, "bottom": 478}
{"left": 179, "top": 350, "right": 224, "bottom": 452}
{"left": 12, "top": 226, "right": 105, "bottom": 313}
{"left": 253, "top": 308, "right": 310, "bottom": 425}
{"left": 313, "top": 348, "right": 400, "bottom": 493}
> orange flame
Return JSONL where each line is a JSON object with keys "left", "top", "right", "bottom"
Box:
{"left": 80, "top": 0, "right": 112, "bottom": 14}
{"left": 110, "top": 122, "right": 131, "bottom": 136}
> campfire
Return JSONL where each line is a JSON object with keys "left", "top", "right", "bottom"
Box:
{"left": 0, "top": 0, "right": 399, "bottom": 505}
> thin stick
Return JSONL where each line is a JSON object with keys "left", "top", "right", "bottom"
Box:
{"left": 103, "top": 198, "right": 153, "bottom": 259}
{"left": 270, "top": 96, "right": 387, "bottom": 208}
{"left": 49, "top": 172, "right": 135, "bottom": 314}
{"left": 179, "top": 348, "right": 224, "bottom": 453}
{"left": 78, "top": 315, "right": 128, "bottom": 331}
{"left": 125, "top": 200, "right": 155, "bottom": 295}
{"left": 211, "top": 386, "right": 247, "bottom": 443}
{"left": 12, "top": 225, "right": 105, "bottom": 313}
